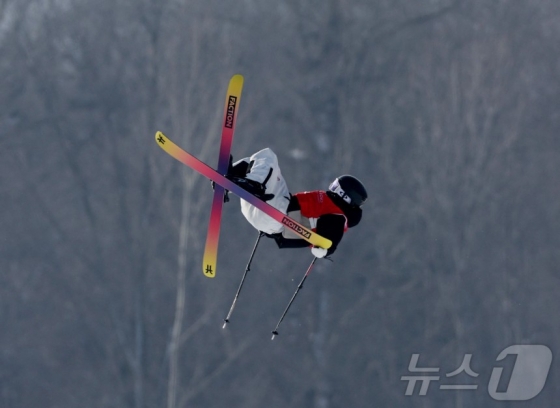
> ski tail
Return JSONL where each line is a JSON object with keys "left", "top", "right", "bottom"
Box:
{"left": 202, "top": 74, "right": 244, "bottom": 278}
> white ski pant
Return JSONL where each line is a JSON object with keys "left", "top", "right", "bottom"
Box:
{"left": 239, "top": 148, "right": 291, "bottom": 234}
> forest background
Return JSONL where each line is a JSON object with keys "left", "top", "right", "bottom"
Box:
{"left": 1, "top": 0, "right": 559, "bottom": 407}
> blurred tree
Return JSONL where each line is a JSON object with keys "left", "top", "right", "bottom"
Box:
{"left": 1, "top": 0, "right": 560, "bottom": 407}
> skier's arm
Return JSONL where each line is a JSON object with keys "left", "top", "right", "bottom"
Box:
{"left": 268, "top": 214, "right": 345, "bottom": 254}
{"left": 315, "top": 214, "right": 346, "bottom": 256}
{"left": 269, "top": 233, "right": 310, "bottom": 249}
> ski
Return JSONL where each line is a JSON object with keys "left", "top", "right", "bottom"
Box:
{"left": 202, "top": 74, "right": 244, "bottom": 278}
{"left": 155, "top": 131, "right": 332, "bottom": 249}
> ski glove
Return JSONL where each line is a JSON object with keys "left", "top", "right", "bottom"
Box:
{"left": 311, "top": 246, "right": 328, "bottom": 258}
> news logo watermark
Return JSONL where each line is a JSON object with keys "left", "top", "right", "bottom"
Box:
{"left": 401, "top": 345, "right": 552, "bottom": 401}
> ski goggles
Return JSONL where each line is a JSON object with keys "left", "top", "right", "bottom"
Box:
{"left": 329, "top": 179, "right": 352, "bottom": 204}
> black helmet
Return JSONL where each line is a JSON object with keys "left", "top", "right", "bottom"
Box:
{"left": 328, "top": 175, "right": 368, "bottom": 207}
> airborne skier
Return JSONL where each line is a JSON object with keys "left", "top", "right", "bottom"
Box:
{"left": 155, "top": 74, "right": 367, "bottom": 336}
{"left": 225, "top": 148, "right": 367, "bottom": 258}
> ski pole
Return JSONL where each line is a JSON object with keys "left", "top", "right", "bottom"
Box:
{"left": 223, "top": 231, "right": 264, "bottom": 328}
{"left": 271, "top": 257, "right": 318, "bottom": 340}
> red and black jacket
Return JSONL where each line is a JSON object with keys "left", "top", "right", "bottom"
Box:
{"left": 269, "top": 190, "right": 362, "bottom": 255}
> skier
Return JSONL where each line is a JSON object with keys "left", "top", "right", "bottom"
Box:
{"left": 223, "top": 148, "right": 367, "bottom": 258}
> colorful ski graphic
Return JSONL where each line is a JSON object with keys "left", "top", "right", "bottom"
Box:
{"left": 203, "top": 75, "right": 244, "bottom": 278}
{"left": 155, "top": 131, "right": 332, "bottom": 250}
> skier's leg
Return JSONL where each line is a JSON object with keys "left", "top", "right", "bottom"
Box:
{"left": 226, "top": 155, "right": 275, "bottom": 201}
{"left": 240, "top": 148, "right": 290, "bottom": 234}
